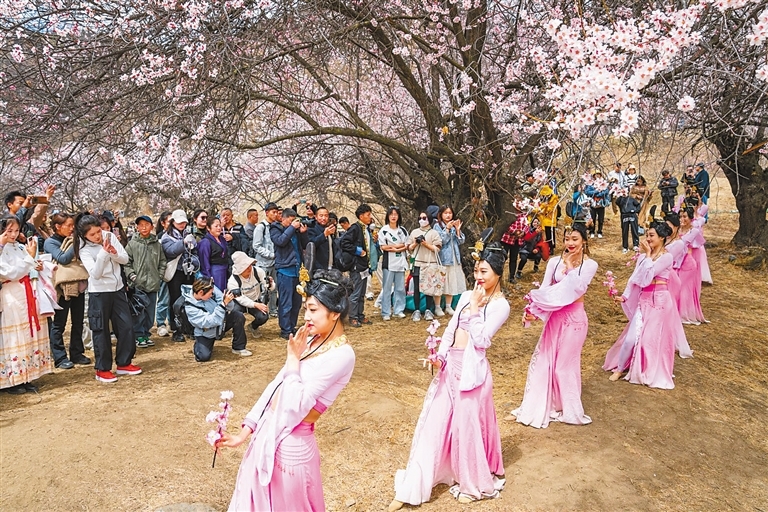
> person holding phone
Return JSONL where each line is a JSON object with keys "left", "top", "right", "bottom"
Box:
{"left": 0, "top": 215, "right": 52, "bottom": 394}
{"left": 181, "top": 276, "right": 250, "bottom": 362}
{"left": 74, "top": 214, "right": 141, "bottom": 383}
{"left": 434, "top": 205, "right": 466, "bottom": 316}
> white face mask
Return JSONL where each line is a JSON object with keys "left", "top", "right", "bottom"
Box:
{"left": 418, "top": 218, "right": 430, "bottom": 228}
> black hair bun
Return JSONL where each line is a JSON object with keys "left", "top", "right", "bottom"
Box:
{"left": 650, "top": 220, "right": 673, "bottom": 239}
{"left": 306, "top": 269, "right": 352, "bottom": 317}
{"left": 479, "top": 241, "right": 507, "bottom": 277}
{"left": 665, "top": 211, "right": 680, "bottom": 227}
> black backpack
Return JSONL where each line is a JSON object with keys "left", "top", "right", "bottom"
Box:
{"left": 172, "top": 295, "right": 207, "bottom": 335}
{"left": 333, "top": 236, "right": 354, "bottom": 272}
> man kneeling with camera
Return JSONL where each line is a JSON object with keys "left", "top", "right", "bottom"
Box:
{"left": 227, "top": 251, "right": 273, "bottom": 338}
{"left": 181, "top": 277, "right": 251, "bottom": 362}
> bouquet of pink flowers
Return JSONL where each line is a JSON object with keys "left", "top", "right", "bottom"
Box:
{"left": 603, "top": 271, "right": 619, "bottom": 298}
{"left": 423, "top": 320, "right": 441, "bottom": 373}
{"left": 205, "top": 390, "right": 233, "bottom": 468}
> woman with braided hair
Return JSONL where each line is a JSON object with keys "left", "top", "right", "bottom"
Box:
{"left": 217, "top": 268, "right": 356, "bottom": 511}
{"left": 603, "top": 221, "right": 688, "bottom": 389}
{"left": 509, "top": 222, "right": 598, "bottom": 428}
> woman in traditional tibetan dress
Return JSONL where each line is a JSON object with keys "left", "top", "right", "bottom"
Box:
{"left": 218, "top": 269, "right": 355, "bottom": 512}
{"left": 509, "top": 222, "right": 597, "bottom": 428}
{"left": 603, "top": 222, "right": 688, "bottom": 389}
{"left": 389, "top": 242, "right": 509, "bottom": 510}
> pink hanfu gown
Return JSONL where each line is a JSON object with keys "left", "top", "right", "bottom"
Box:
{"left": 512, "top": 256, "right": 598, "bottom": 429}
{"left": 677, "top": 222, "right": 709, "bottom": 324}
{"left": 394, "top": 291, "right": 509, "bottom": 506}
{"left": 228, "top": 340, "right": 355, "bottom": 512}
{"left": 603, "top": 253, "right": 688, "bottom": 389}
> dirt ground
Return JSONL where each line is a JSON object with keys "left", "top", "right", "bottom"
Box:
{"left": 2, "top": 179, "right": 767, "bottom": 511}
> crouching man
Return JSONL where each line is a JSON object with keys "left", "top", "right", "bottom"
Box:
{"left": 228, "top": 251, "right": 272, "bottom": 337}
{"left": 181, "top": 277, "right": 251, "bottom": 362}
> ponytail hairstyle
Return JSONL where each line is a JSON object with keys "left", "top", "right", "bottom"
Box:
{"left": 73, "top": 213, "right": 101, "bottom": 261}
{"left": 156, "top": 211, "right": 172, "bottom": 236}
{"left": 49, "top": 212, "right": 72, "bottom": 234}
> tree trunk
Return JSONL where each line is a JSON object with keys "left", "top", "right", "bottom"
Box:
{"left": 713, "top": 134, "right": 768, "bottom": 248}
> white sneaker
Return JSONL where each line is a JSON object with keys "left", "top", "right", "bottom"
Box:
{"left": 411, "top": 311, "right": 422, "bottom": 322}
{"left": 590, "top": 233, "right": 595, "bottom": 239}
{"left": 232, "top": 349, "right": 253, "bottom": 357}
{"left": 597, "top": 234, "right": 603, "bottom": 239}
{"left": 424, "top": 310, "right": 435, "bottom": 321}
{"left": 396, "top": 312, "right": 406, "bottom": 319}
{"left": 622, "top": 248, "right": 629, "bottom": 254}
{"left": 382, "top": 315, "right": 391, "bottom": 321}
{"left": 365, "top": 292, "right": 375, "bottom": 300}
{"left": 434, "top": 306, "right": 445, "bottom": 317}
{"left": 157, "top": 325, "right": 169, "bottom": 337}
{"left": 444, "top": 306, "right": 455, "bottom": 315}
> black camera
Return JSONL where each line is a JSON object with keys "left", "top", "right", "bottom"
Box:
{"left": 300, "top": 218, "right": 314, "bottom": 226}
{"left": 415, "top": 235, "right": 426, "bottom": 244}
{"left": 229, "top": 288, "right": 242, "bottom": 297}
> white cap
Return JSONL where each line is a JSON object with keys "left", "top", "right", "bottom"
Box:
{"left": 171, "top": 209, "right": 188, "bottom": 224}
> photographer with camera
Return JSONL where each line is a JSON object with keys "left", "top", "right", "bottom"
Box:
{"left": 161, "top": 209, "right": 198, "bottom": 342}
{"left": 407, "top": 210, "right": 442, "bottom": 322}
{"left": 270, "top": 208, "right": 308, "bottom": 340}
{"left": 227, "top": 251, "right": 272, "bottom": 337}
{"left": 307, "top": 206, "right": 336, "bottom": 271}
{"left": 181, "top": 277, "right": 250, "bottom": 362}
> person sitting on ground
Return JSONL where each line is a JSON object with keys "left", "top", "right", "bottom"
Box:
{"left": 515, "top": 218, "right": 548, "bottom": 279}
{"left": 182, "top": 276, "right": 250, "bottom": 362}
{"left": 227, "top": 251, "right": 271, "bottom": 337}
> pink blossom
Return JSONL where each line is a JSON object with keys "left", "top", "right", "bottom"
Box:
{"left": 677, "top": 95, "right": 696, "bottom": 112}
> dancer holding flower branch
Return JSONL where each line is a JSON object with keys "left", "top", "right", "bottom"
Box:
{"left": 216, "top": 269, "right": 355, "bottom": 512}
{"left": 389, "top": 237, "right": 509, "bottom": 510}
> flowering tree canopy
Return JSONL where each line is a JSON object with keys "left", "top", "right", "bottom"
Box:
{"left": 1, "top": 0, "right": 767, "bottom": 245}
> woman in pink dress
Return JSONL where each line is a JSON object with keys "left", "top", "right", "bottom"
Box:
{"left": 508, "top": 222, "right": 597, "bottom": 429}
{"left": 603, "top": 222, "right": 688, "bottom": 389}
{"left": 677, "top": 206, "right": 708, "bottom": 324}
{"left": 689, "top": 198, "right": 712, "bottom": 284}
{"left": 217, "top": 269, "right": 356, "bottom": 512}
{"left": 389, "top": 242, "right": 509, "bottom": 510}
{"left": 662, "top": 212, "right": 694, "bottom": 358}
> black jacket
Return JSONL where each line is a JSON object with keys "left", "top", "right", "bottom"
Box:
{"left": 307, "top": 222, "right": 332, "bottom": 271}
{"left": 340, "top": 222, "right": 369, "bottom": 272}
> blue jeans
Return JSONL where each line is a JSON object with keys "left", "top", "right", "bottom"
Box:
{"left": 276, "top": 272, "right": 301, "bottom": 337}
{"left": 156, "top": 281, "right": 170, "bottom": 327}
{"left": 135, "top": 291, "right": 158, "bottom": 339}
{"left": 380, "top": 269, "right": 405, "bottom": 317}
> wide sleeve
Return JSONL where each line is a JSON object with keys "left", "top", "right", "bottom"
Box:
{"left": 0, "top": 245, "right": 35, "bottom": 281}
{"left": 467, "top": 297, "right": 510, "bottom": 350}
{"left": 527, "top": 258, "right": 598, "bottom": 320}
{"left": 241, "top": 371, "right": 286, "bottom": 432}
{"left": 538, "top": 256, "right": 559, "bottom": 290}
{"left": 627, "top": 253, "right": 673, "bottom": 289}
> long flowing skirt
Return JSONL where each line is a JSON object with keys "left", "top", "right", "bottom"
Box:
{"left": 692, "top": 246, "right": 712, "bottom": 284}
{"left": 512, "top": 302, "right": 592, "bottom": 428}
{"left": 229, "top": 412, "right": 324, "bottom": 512}
{"left": 677, "top": 254, "right": 707, "bottom": 325}
{"left": 442, "top": 263, "right": 467, "bottom": 296}
{"left": 394, "top": 347, "right": 503, "bottom": 505}
{"left": 0, "top": 281, "right": 52, "bottom": 389}
{"left": 664, "top": 272, "right": 694, "bottom": 358}
{"left": 603, "top": 287, "right": 683, "bottom": 389}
